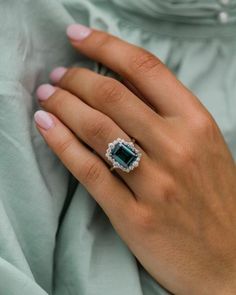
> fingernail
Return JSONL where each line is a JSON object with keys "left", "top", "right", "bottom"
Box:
{"left": 36, "top": 84, "right": 56, "bottom": 101}
{"left": 66, "top": 24, "right": 92, "bottom": 41}
{"left": 34, "top": 110, "right": 55, "bottom": 130}
{"left": 50, "top": 67, "right": 67, "bottom": 83}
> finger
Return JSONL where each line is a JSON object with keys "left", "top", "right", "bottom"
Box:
{"left": 49, "top": 66, "right": 161, "bottom": 152}
{"left": 36, "top": 84, "right": 153, "bottom": 197}
{"left": 34, "top": 110, "right": 136, "bottom": 226}
{"left": 121, "top": 79, "right": 156, "bottom": 112}
{"left": 122, "top": 79, "right": 145, "bottom": 101}
{"left": 66, "top": 24, "right": 202, "bottom": 117}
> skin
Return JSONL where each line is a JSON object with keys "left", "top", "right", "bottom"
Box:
{"left": 35, "top": 27, "right": 236, "bottom": 294}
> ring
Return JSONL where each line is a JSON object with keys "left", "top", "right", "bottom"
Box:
{"left": 105, "top": 137, "right": 142, "bottom": 173}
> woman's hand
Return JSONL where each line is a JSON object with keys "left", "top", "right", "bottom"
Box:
{"left": 35, "top": 24, "right": 236, "bottom": 295}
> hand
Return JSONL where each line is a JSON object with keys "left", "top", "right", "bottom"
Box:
{"left": 34, "top": 24, "right": 236, "bottom": 295}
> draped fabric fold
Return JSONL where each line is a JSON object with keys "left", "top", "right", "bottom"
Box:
{"left": 111, "top": 0, "right": 236, "bottom": 24}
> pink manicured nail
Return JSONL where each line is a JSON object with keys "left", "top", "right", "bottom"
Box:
{"left": 36, "top": 84, "right": 56, "bottom": 101}
{"left": 50, "top": 67, "right": 67, "bottom": 83}
{"left": 34, "top": 110, "right": 55, "bottom": 130}
{"left": 66, "top": 24, "right": 92, "bottom": 41}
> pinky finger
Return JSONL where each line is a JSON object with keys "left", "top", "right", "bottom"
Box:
{"left": 34, "top": 110, "right": 135, "bottom": 226}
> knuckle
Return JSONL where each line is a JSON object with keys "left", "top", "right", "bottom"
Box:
{"left": 130, "top": 50, "right": 162, "bottom": 75}
{"left": 60, "top": 67, "right": 80, "bottom": 86}
{"left": 192, "top": 112, "right": 218, "bottom": 138}
{"left": 56, "top": 136, "right": 75, "bottom": 157}
{"left": 85, "top": 114, "right": 112, "bottom": 141}
{"left": 133, "top": 205, "right": 156, "bottom": 232}
{"left": 92, "top": 31, "right": 115, "bottom": 51}
{"left": 96, "top": 78, "right": 125, "bottom": 104}
{"left": 158, "top": 177, "right": 177, "bottom": 203}
{"left": 81, "top": 158, "right": 103, "bottom": 185}
{"left": 50, "top": 90, "right": 66, "bottom": 115}
{"left": 171, "top": 143, "right": 196, "bottom": 169}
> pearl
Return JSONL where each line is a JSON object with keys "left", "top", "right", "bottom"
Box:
{"left": 219, "top": 0, "right": 230, "bottom": 5}
{"left": 218, "top": 11, "right": 229, "bottom": 24}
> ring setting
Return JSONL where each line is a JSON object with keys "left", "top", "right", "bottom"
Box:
{"left": 105, "top": 138, "right": 142, "bottom": 173}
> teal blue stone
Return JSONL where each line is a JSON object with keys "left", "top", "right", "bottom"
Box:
{"left": 111, "top": 143, "right": 138, "bottom": 169}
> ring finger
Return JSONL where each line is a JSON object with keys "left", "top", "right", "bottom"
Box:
{"left": 36, "top": 84, "right": 154, "bottom": 197}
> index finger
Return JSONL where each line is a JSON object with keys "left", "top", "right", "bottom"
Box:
{"left": 66, "top": 24, "right": 202, "bottom": 117}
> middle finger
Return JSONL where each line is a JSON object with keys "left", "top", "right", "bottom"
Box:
{"left": 50, "top": 66, "right": 164, "bottom": 153}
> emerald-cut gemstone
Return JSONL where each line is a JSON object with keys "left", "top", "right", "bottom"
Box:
{"left": 111, "top": 143, "right": 138, "bottom": 169}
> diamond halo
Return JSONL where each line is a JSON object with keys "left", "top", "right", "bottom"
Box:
{"left": 105, "top": 138, "right": 142, "bottom": 173}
